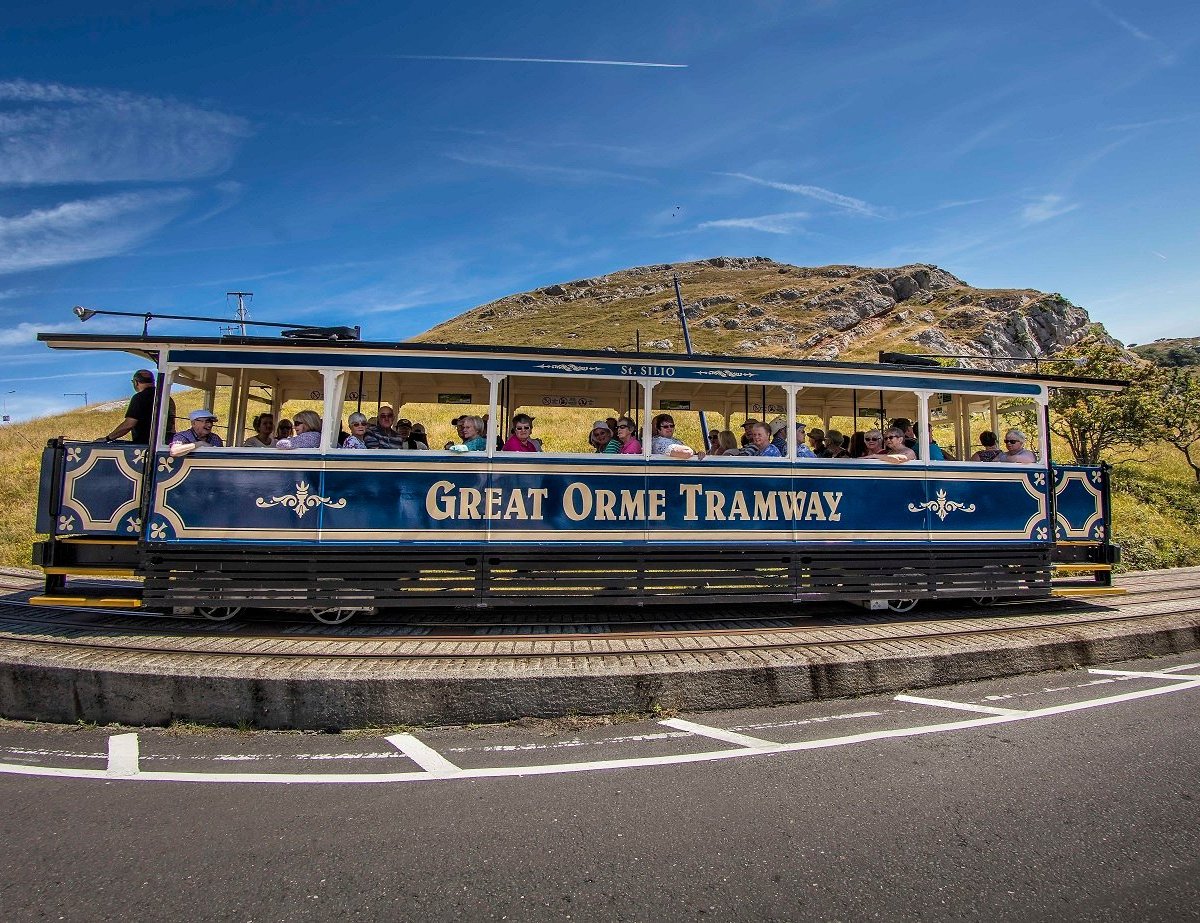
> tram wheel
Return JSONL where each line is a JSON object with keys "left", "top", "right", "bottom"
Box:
{"left": 970, "top": 595, "right": 998, "bottom": 607}
{"left": 309, "top": 606, "right": 360, "bottom": 625}
{"left": 885, "top": 597, "right": 919, "bottom": 614}
{"left": 197, "top": 605, "right": 243, "bottom": 622}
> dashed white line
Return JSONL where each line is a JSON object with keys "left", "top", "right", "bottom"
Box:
{"left": 660, "top": 718, "right": 778, "bottom": 748}
{"left": 1088, "top": 668, "right": 1200, "bottom": 681}
{"left": 106, "top": 733, "right": 139, "bottom": 777}
{"left": 894, "top": 694, "right": 1027, "bottom": 716}
{"left": 385, "top": 733, "right": 460, "bottom": 773}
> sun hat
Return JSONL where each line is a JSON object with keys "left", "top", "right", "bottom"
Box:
{"left": 189, "top": 409, "right": 217, "bottom": 422}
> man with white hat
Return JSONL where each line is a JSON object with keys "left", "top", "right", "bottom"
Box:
{"left": 169, "top": 409, "right": 224, "bottom": 457}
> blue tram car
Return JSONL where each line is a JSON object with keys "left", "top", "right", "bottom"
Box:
{"left": 31, "top": 330, "right": 1121, "bottom": 622}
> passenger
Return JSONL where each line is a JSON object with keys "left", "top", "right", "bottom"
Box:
{"left": 276, "top": 410, "right": 322, "bottom": 450}
{"left": 707, "top": 431, "right": 721, "bottom": 454}
{"left": 342, "top": 412, "right": 369, "bottom": 449}
{"left": 716, "top": 430, "right": 739, "bottom": 454}
{"left": 742, "top": 421, "right": 781, "bottom": 457}
{"left": 848, "top": 431, "right": 869, "bottom": 458}
{"left": 590, "top": 420, "right": 620, "bottom": 454}
{"left": 241, "top": 412, "right": 276, "bottom": 448}
{"left": 891, "top": 417, "right": 919, "bottom": 454}
{"left": 912, "top": 423, "right": 946, "bottom": 460}
{"left": 393, "top": 418, "right": 428, "bottom": 450}
{"left": 971, "top": 431, "right": 1003, "bottom": 462}
{"left": 998, "top": 429, "right": 1037, "bottom": 463}
{"left": 445, "top": 415, "right": 487, "bottom": 451}
{"left": 822, "top": 430, "right": 850, "bottom": 458}
{"left": 411, "top": 422, "right": 428, "bottom": 445}
{"left": 274, "top": 419, "right": 294, "bottom": 441}
{"left": 104, "top": 368, "right": 176, "bottom": 444}
{"left": 876, "top": 427, "right": 916, "bottom": 463}
{"left": 808, "top": 427, "right": 827, "bottom": 456}
{"left": 169, "top": 409, "right": 224, "bottom": 457}
{"left": 365, "top": 405, "right": 401, "bottom": 449}
{"left": 769, "top": 417, "right": 788, "bottom": 455}
{"left": 503, "top": 413, "right": 540, "bottom": 452}
{"left": 863, "top": 429, "right": 886, "bottom": 456}
{"left": 614, "top": 416, "right": 642, "bottom": 454}
{"left": 651, "top": 414, "right": 699, "bottom": 459}
{"left": 740, "top": 418, "right": 759, "bottom": 447}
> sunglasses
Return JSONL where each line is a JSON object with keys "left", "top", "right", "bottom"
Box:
{"left": 1004, "top": 439, "right": 1021, "bottom": 444}
{"left": 617, "top": 423, "right": 631, "bottom": 429}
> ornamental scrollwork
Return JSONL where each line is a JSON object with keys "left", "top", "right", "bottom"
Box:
{"left": 66, "top": 447, "right": 82, "bottom": 463}
{"left": 534, "top": 363, "right": 603, "bottom": 373}
{"left": 124, "top": 516, "right": 142, "bottom": 534}
{"left": 908, "top": 489, "right": 977, "bottom": 522}
{"left": 57, "top": 514, "right": 76, "bottom": 532}
{"left": 697, "top": 369, "right": 756, "bottom": 379}
{"left": 255, "top": 481, "right": 347, "bottom": 520}
{"left": 158, "top": 457, "right": 176, "bottom": 474}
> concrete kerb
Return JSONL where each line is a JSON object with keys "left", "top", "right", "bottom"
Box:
{"left": 0, "top": 612, "right": 1197, "bottom": 730}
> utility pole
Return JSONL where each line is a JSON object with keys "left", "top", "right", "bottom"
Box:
{"left": 227, "top": 291, "right": 253, "bottom": 336}
{"left": 64, "top": 391, "right": 88, "bottom": 407}
{"left": 2, "top": 390, "right": 14, "bottom": 423}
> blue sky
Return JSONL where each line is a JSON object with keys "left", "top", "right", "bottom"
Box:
{"left": 1, "top": 0, "right": 1198, "bottom": 422}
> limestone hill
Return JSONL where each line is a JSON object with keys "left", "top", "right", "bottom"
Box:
{"left": 412, "top": 256, "right": 1111, "bottom": 367}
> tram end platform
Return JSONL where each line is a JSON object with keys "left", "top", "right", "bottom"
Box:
{"left": 0, "top": 567, "right": 1196, "bottom": 732}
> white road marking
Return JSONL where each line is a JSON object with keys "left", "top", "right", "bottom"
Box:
{"left": 1157, "top": 661, "right": 1200, "bottom": 674}
{"left": 385, "top": 733, "right": 460, "bottom": 773}
{"left": 660, "top": 718, "right": 778, "bottom": 748}
{"left": 730, "top": 710, "right": 883, "bottom": 732}
{"left": 0, "top": 674, "right": 1195, "bottom": 785}
{"left": 1088, "top": 668, "right": 1200, "bottom": 681}
{"left": 894, "top": 694, "right": 1027, "bottom": 716}
{"left": 106, "top": 733, "right": 140, "bottom": 777}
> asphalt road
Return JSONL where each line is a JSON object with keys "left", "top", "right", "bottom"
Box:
{"left": 1, "top": 654, "right": 1198, "bottom": 922}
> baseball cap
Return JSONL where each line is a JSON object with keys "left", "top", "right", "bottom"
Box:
{"left": 189, "top": 409, "right": 218, "bottom": 422}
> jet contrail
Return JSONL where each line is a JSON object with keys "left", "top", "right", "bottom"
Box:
{"left": 397, "top": 55, "right": 686, "bottom": 68}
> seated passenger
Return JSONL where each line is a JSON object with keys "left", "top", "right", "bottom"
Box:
{"left": 822, "top": 430, "right": 849, "bottom": 458}
{"left": 808, "top": 427, "right": 827, "bottom": 456}
{"left": 169, "top": 409, "right": 224, "bottom": 457}
{"left": 241, "top": 412, "right": 276, "bottom": 448}
{"left": 707, "top": 430, "right": 722, "bottom": 455}
{"left": 589, "top": 420, "right": 620, "bottom": 453}
{"left": 912, "top": 423, "right": 945, "bottom": 460}
{"left": 891, "top": 417, "right": 919, "bottom": 454}
{"left": 998, "top": 429, "right": 1038, "bottom": 463}
{"left": 871, "top": 427, "right": 916, "bottom": 464}
{"left": 445, "top": 415, "right": 487, "bottom": 452}
{"left": 971, "top": 430, "right": 1003, "bottom": 462}
{"left": 342, "top": 412, "right": 368, "bottom": 448}
{"left": 276, "top": 410, "right": 323, "bottom": 450}
{"left": 393, "top": 417, "right": 428, "bottom": 450}
{"left": 651, "top": 414, "right": 699, "bottom": 459}
{"left": 740, "top": 418, "right": 759, "bottom": 448}
{"left": 274, "top": 419, "right": 293, "bottom": 441}
{"left": 365, "top": 406, "right": 401, "bottom": 449}
{"left": 848, "top": 431, "right": 869, "bottom": 458}
{"left": 741, "top": 421, "right": 781, "bottom": 457}
{"left": 503, "top": 413, "right": 540, "bottom": 452}
{"left": 614, "top": 416, "right": 641, "bottom": 454}
{"left": 716, "top": 430, "right": 739, "bottom": 454}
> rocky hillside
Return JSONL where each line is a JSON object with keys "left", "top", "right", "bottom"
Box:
{"left": 1132, "top": 337, "right": 1200, "bottom": 368}
{"left": 412, "top": 256, "right": 1113, "bottom": 368}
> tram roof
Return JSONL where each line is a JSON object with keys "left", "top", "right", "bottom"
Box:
{"left": 37, "top": 332, "right": 1126, "bottom": 391}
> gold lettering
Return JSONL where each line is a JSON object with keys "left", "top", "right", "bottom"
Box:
{"left": 426, "top": 481, "right": 455, "bottom": 521}
{"left": 594, "top": 489, "right": 618, "bottom": 521}
{"left": 528, "top": 488, "right": 549, "bottom": 520}
{"left": 823, "top": 491, "right": 843, "bottom": 522}
{"left": 458, "top": 487, "right": 482, "bottom": 519}
{"left": 648, "top": 489, "right": 667, "bottom": 521}
{"left": 619, "top": 490, "right": 646, "bottom": 520}
{"left": 804, "top": 492, "right": 827, "bottom": 521}
{"left": 563, "top": 482, "right": 592, "bottom": 521}
{"left": 727, "top": 491, "right": 750, "bottom": 521}
{"left": 778, "top": 491, "right": 806, "bottom": 519}
{"left": 705, "top": 490, "right": 727, "bottom": 521}
{"left": 504, "top": 490, "right": 529, "bottom": 520}
{"left": 679, "top": 483, "right": 703, "bottom": 521}
{"left": 752, "top": 491, "right": 777, "bottom": 521}
{"left": 484, "top": 487, "right": 503, "bottom": 520}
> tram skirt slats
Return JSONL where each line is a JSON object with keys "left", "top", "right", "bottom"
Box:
{"left": 139, "top": 544, "right": 1053, "bottom": 608}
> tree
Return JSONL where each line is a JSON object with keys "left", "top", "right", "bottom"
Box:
{"left": 1151, "top": 368, "right": 1200, "bottom": 483}
{"left": 1046, "top": 342, "right": 1157, "bottom": 465}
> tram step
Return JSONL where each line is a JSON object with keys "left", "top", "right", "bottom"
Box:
{"left": 29, "top": 590, "right": 143, "bottom": 609}
{"left": 43, "top": 567, "right": 139, "bottom": 578}
{"left": 1049, "top": 586, "right": 1127, "bottom": 597}
{"left": 1052, "top": 563, "right": 1114, "bottom": 572}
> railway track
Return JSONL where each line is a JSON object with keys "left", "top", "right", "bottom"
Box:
{"left": 0, "top": 568, "right": 1193, "bottom": 662}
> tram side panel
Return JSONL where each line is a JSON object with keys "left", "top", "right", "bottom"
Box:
{"left": 138, "top": 452, "right": 1057, "bottom": 608}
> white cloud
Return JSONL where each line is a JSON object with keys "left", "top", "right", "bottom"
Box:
{"left": 0, "top": 321, "right": 78, "bottom": 347}
{"left": 0, "top": 80, "right": 251, "bottom": 186}
{"left": 396, "top": 55, "right": 686, "bottom": 68}
{"left": 447, "top": 152, "right": 656, "bottom": 185}
{"left": 1020, "top": 194, "right": 1080, "bottom": 224}
{"left": 0, "top": 189, "right": 193, "bottom": 274}
{"left": 696, "top": 211, "right": 809, "bottom": 234}
{"left": 1088, "top": 1, "right": 1176, "bottom": 65}
{"left": 718, "top": 171, "right": 884, "bottom": 217}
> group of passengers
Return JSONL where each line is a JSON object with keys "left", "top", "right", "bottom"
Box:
{"left": 161, "top": 399, "right": 1038, "bottom": 466}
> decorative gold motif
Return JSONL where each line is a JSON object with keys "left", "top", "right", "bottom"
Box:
{"left": 908, "top": 489, "right": 977, "bottom": 521}
{"left": 255, "top": 481, "right": 347, "bottom": 520}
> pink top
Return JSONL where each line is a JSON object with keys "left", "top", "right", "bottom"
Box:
{"left": 503, "top": 435, "right": 539, "bottom": 452}
{"left": 619, "top": 438, "right": 642, "bottom": 454}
